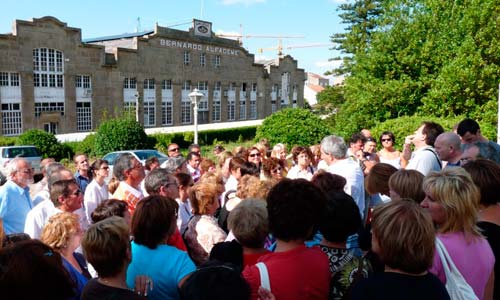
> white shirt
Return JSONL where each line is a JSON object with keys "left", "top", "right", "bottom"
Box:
{"left": 84, "top": 180, "right": 109, "bottom": 224}
{"left": 326, "top": 159, "right": 366, "bottom": 219}
{"left": 406, "top": 146, "right": 442, "bottom": 176}
{"left": 286, "top": 165, "right": 314, "bottom": 181}
{"left": 24, "top": 199, "right": 61, "bottom": 239}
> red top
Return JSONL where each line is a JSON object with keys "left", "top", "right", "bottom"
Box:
{"left": 243, "top": 250, "right": 271, "bottom": 268}
{"left": 167, "top": 227, "right": 187, "bottom": 251}
{"left": 242, "top": 245, "right": 330, "bottom": 300}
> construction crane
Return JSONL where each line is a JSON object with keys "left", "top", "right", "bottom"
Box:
{"left": 258, "top": 39, "right": 331, "bottom": 57}
{"left": 215, "top": 24, "right": 304, "bottom": 45}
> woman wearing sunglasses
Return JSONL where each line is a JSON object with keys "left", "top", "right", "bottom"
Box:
{"left": 377, "top": 131, "right": 403, "bottom": 169}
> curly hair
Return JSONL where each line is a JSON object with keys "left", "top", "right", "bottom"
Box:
{"left": 40, "top": 212, "right": 80, "bottom": 251}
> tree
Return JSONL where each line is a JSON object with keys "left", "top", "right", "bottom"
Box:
{"left": 328, "top": 0, "right": 383, "bottom": 75}
{"left": 329, "top": 0, "right": 500, "bottom": 136}
{"left": 94, "top": 117, "right": 155, "bottom": 156}
{"left": 255, "top": 108, "right": 332, "bottom": 147}
{"left": 16, "top": 129, "right": 69, "bottom": 160}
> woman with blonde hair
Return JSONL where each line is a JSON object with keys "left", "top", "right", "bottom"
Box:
{"left": 422, "top": 168, "right": 494, "bottom": 300}
{"left": 41, "top": 212, "right": 90, "bottom": 299}
{"left": 184, "top": 183, "right": 227, "bottom": 265}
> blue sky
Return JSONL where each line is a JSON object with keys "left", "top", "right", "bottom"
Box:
{"left": 0, "top": 0, "right": 347, "bottom": 76}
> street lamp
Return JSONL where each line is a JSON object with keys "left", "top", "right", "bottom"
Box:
{"left": 189, "top": 88, "right": 204, "bottom": 145}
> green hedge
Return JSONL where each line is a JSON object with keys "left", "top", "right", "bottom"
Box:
{"left": 151, "top": 126, "right": 257, "bottom": 153}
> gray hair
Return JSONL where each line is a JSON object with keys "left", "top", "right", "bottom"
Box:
{"left": 144, "top": 168, "right": 176, "bottom": 195}
{"left": 163, "top": 156, "right": 186, "bottom": 174}
{"left": 113, "top": 153, "right": 136, "bottom": 181}
{"left": 48, "top": 167, "right": 73, "bottom": 191}
{"left": 6, "top": 157, "right": 27, "bottom": 180}
{"left": 321, "top": 135, "right": 347, "bottom": 159}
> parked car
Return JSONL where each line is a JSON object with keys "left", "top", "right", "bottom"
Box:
{"left": 0, "top": 146, "right": 43, "bottom": 184}
{"left": 102, "top": 149, "right": 168, "bottom": 181}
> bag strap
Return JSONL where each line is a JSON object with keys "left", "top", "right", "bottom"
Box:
{"left": 424, "top": 148, "right": 442, "bottom": 169}
{"left": 256, "top": 262, "right": 271, "bottom": 292}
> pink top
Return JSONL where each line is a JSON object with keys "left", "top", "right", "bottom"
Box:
{"left": 430, "top": 232, "right": 495, "bottom": 300}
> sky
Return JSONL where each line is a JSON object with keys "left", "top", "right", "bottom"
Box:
{"left": 0, "top": 0, "right": 348, "bottom": 77}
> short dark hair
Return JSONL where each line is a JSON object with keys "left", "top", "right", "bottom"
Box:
{"left": 175, "top": 172, "right": 193, "bottom": 187}
{"left": 349, "top": 133, "right": 366, "bottom": 145}
{"left": 240, "top": 162, "right": 260, "bottom": 177}
{"left": 457, "top": 118, "right": 480, "bottom": 136}
{"left": 319, "top": 191, "right": 361, "bottom": 243}
{"left": 91, "top": 159, "right": 108, "bottom": 175}
{"left": 131, "top": 195, "right": 178, "bottom": 249}
{"left": 49, "top": 179, "right": 78, "bottom": 207}
{"left": 462, "top": 158, "right": 500, "bottom": 206}
{"left": 379, "top": 131, "right": 396, "bottom": 144}
{"left": 145, "top": 157, "right": 159, "bottom": 171}
{"left": 267, "top": 179, "right": 325, "bottom": 241}
{"left": 187, "top": 151, "right": 201, "bottom": 162}
{"left": 91, "top": 199, "right": 128, "bottom": 224}
{"left": 229, "top": 157, "right": 246, "bottom": 173}
{"left": 82, "top": 216, "right": 130, "bottom": 277}
{"left": 188, "top": 144, "right": 201, "bottom": 153}
{"left": 421, "top": 121, "right": 444, "bottom": 147}
{"left": 311, "top": 170, "right": 346, "bottom": 194}
{"left": 180, "top": 261, "right": 250, "bottom": 300}
{"left": 291, "top": 146, "right": 313, "bottom": 163}
{"left": 0, "top": 239, "right": 75, "bottom": 299}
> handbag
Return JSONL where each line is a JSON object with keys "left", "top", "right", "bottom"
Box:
{"left": 256, "top": 262, "right": 271, "bottom": 292}
{"left": 435, "top": 238, "right": 478, "bottom": 300}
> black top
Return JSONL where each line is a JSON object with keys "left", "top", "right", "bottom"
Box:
{"left": 351, "top": 272, "right": 450, "bottom": 300}
{"left": 82, "top": 278, "right": 144, "bottom": 300}
{"left": 478, "top": 221, "right": 500, "bottom": 300}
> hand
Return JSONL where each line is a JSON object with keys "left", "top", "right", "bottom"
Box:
{"left": 258, "top": 286, "right": 276, "bottom": 300}
{"left": 134, "top": 275, "right": 153, "bottom": 297}
{"left": 404, "top": 135, "right": 415, "bottom": 145}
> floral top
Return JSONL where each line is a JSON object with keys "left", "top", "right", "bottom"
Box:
{"left": 184, "top": 214, "right": 227, "bottom": 266}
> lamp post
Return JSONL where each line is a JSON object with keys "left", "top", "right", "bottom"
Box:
{"left": 189, "top": 88, "right": 204, "bottom": 145}
{"left": 134, "top": 91, "right": 140, "bottom": 123}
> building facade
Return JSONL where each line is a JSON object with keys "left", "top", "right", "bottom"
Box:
{"left": 0, "top": 17, "right": 306, "bottom": 136}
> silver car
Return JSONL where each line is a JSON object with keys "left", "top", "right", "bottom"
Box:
{"left": 0, "top": 145, "right": 42, "bottom": 182}
{"left": 102, "top": 149, "right": 169, "bottom": 181}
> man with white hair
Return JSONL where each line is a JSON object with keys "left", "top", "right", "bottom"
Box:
{"left": 320, "top": 135, "right": 365, "bottom": 219}
{"left": 0, "top": 158, "right": 34, "bottom": 234}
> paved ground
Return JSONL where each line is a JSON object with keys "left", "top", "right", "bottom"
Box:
{"left": 56, "top": 119, "right": 264, "bottom": 142}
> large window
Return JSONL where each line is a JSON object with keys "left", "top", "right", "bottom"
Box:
{"left": 227, "top": 99, "right": 235, "bottom": 121}
{"left": 75, "top": 75, "right": 91, "bottom": 88}
{"left": 181, "top": 100, "right": 191, "bottom": 124}
{"left": 144, "top": 101, "right": 155, "bottom": 127}
{"left": 200, "top": 53, "right": 206, "bottom": 67}
{"left": 33, "top": 48, "right": 64, "bottom": 88}
{"left": 214, "top": 55, "right": 221, "bottom": 68}
{"left": 1, "top": 103, "right": 22, "bottom": 136}
{"left": 76, "top": 102, "right": 92, "bottom": 132}
{"left": 124, "top": 78, "right": 137, "bottom": 89}
{"left": 162, "top": 101, "right": 173, "bottom": 125}
{"left": 34, "top": 102, "right": 65, "bottom": 117}
{"left": 0, "top": 72, "right": 19, "bottom": 87}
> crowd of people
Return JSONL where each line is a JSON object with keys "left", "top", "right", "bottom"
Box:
{"left": 0, "top": 117, "right": 498, "bottom": 300}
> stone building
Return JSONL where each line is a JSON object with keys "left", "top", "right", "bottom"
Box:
{"left": 0, "top": 16, "right": 305, "bottom": 136}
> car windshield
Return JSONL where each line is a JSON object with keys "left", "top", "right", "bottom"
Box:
{"left": 4, "top": 147, "right": 41, "bottom": 158}
{"left": 134, "top": 150, "right": 167, "bottom": 160}
{"left": 102, "top": 153, "right": 120, "bottom": 166}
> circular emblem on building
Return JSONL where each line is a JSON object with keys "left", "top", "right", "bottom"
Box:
{"left": 197, "top": 25, "right": 209, "bottom": 34}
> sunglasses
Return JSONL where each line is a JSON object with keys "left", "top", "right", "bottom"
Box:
{"left": 168, "top": 147, "right": 180, "bottom": 152}
{"left": 271, "top": 167, "right": 282, "bottom": 173}
{"left": 249, "top": 153, "right": 261, "bottom": 158}
{"left": 101, "top": 166, "right": 109, "bottom": 170}
{"left": 71, "top": 190, "right": 83, "bottom": 197}
{"left": 381, "top": 139, "right": 393, "bottom": 142}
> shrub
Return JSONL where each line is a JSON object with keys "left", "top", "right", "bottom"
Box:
{"left": 255, "top": 108, "right": 332, "bottom": 147}
{"left": 75, "top": 134, "right": 97, "bottom": 158}
{"left": 0, "top": 136, "right": 17, "bottom": 146}
{"left": 94, "top": 117, "right": 154, "bottom": 156}
{"left": 16, "top": 129, "right": 66, "bottom": 160}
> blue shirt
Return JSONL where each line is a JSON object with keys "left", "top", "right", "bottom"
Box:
{"left": 74, "top": 172, "right": 91, "bottom": 193}
{"left": 0, "top": 180, "right": 32, "bottom": 234}
{"left": 127, "top": 241, "right": 196, "bottom": 300}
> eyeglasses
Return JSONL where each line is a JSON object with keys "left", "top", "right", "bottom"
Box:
{"left": 381, "top": 139, "right": 393, "bottom": 142}
{"left": 249, "top": 153, "right": 261, "bottom": 158}
{"left": 132, "top": 164, "right": 143, "bottom": 170}
{"left": 271, "top": 167, "right": 282, "bottom": 173}
{"left": 19, "top": 168, "right": 34, "bottom": 174}
{"left": 71, "top": 190, "right": 83, "bottom": 197}
{"left": 165, "top": 182, "right": 179, "bottom": 189}
{"left": 168, "top": 147, "right": 180, "bottom": 152}
{"left": 101, "top": 166, "right": 109, "bottom": 170}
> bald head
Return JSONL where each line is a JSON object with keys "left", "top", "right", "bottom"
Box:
{"left": 435, "top": 132, "right": 462, "bottom": 162}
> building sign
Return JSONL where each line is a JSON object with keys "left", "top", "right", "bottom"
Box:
{"left": 194, "top": 19, "right": 212, "bottom": 37}
{"left": 159, "top": 39, "right": 240, "bottom": 56}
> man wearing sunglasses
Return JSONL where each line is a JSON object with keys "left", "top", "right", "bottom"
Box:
{"left": 167, "top": 143, "right": 182, "bottom": 158}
